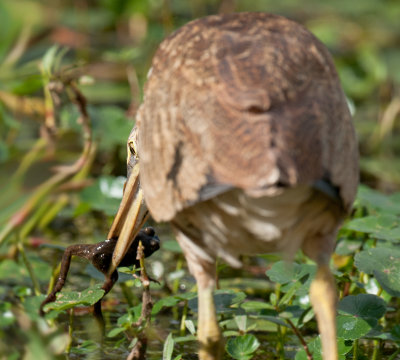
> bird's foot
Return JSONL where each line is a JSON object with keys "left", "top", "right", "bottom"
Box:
{"left": 198, "top": 335, "right": 224, "bottom": 360}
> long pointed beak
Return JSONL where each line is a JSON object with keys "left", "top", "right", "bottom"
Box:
{"left": 107, "top": 163, "right": 149, "bottom": 276}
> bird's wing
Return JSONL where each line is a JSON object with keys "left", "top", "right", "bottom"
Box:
{"left": 138, "top": 13, "right": 358, "bottom": 222}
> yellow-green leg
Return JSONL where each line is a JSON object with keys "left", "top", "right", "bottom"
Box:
{"left": 174, "top": 231, "right": 224, "bottom": 359}
{"left": 309, "top": 264, "right": 338, "bottom": 360}
{"left": 197, "top": 285, "right": 224, "bottom": 360}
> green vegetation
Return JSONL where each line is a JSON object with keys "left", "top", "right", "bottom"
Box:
{"left": 0, "top": 0, "right": 400, "bottom": 359}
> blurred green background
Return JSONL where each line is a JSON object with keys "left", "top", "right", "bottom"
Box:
{"left": 0, "top": 0, "right": 400, "bottom": 359}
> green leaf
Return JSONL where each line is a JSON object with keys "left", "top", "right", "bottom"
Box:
{"left": 278, "top": 280, "right": 302, "bottom": 307}
{"left": 188, "top": 290, "right": 246, "bottom": 314}
{"left": 79, "top": 176, "right": 124, "bottom": 216}
{"left": 266, "top": 261, "right": 316, "bottom": 296}
{"left": 336, "top": 315, "right": 372, "bottom": 340}
{"left": 335, "top": 238, "right": 363, "bottom": 256}
{"left": 234, "top": 315, "right": 247, "bottom": 332}
{"left": 152, "top": 296, "right": 180, "bottom": 315}
{"left": 226, "top": 334, "right": 260, "bottom": 360}
{"left": 390, "top": 325, "right": 400, "bottom": 342}
{"left": 41, "top": 45, "right": 60, "bottom": 76}
{"left": 173, "top": 335, "right": 197, "bottom": 343}
{"left": 163, "top": 333, "right": 174, "bottom": 360}
{"left": 346, "top": 215, "right": 400, "bottom": 241}
{"left": 117, "top": 305, "right": 142, "bottom": 327}
{"left": 91, "top": 106, "right": 133, "bottom": 150}
{"left": 23, "top": 296, "right": 46, "bottom": 322}
{"left": 295, "top": 337, "right": 352, "bottom": 360}
{"left": 184, "top": 320, "right": 196, "bottom": 335}
{"left": 174, "top": 292, "right": 198, "bottom": 301}
{"left": 0, "top": 302, "right": 15, "bottom": 327}
{"left": 254, "top": 315, "right": 288, "bottom": 328}
{"left": 337, "top": 294, "right": 387, "bottom": 339}
{"left": 356, "top": 185, "right": 400, "bottom": 215}
{"left": 338, "top": 294, "right": 387, "bottom": 320}
{"left": 70, "top": 340, "right": 98, "bottom": 354}
{"left": 240, "top": 301, "right": 273, "bottom": 312}
{"left": 42, "top": 285, "right": 105, "bottom": 313}
{"left": 0, "top": 256, "right": 51, "bottom": 283}
{"left": 355, "top": 247, "right": 400, "bottom": 296}
{"left": 107, "top": 327, "right": 126, "bottom": 338}
{"left": 219, "top": 277, "right": 273, "bottom": 293}
{"left": 162, "top": 240, "right": 183, "bottom": 253}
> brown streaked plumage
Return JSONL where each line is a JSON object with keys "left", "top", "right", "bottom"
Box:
{"left": 109, "top": 12, "right": 359, "bottom": 360}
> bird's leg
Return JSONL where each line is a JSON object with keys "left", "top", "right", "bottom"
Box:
{"left": 193, "top": 262, "right": 224, "bottom": 360}
{"left": 309, "top": 263, "right": 338, "bottom": 360}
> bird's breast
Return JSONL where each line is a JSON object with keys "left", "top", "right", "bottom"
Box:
{"left": 173, "top": 186, "right": 342, "bottom": 267}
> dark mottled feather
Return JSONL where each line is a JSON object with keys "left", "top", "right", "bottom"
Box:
{"left": 137, "top": 12, "right": 358, "bottom": 222}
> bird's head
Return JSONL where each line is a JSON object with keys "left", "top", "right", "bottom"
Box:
{"left": 106, "top": 125, "right": 150, "bottom": 275}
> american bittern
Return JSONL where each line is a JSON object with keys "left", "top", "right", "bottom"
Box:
{"left": 108, "top": 13, "right": 359, "bottom": 360}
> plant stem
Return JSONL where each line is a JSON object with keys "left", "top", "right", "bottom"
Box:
{"left": 46, "top": 262, "right": 61, "bottom": 295}
{"left": 179, "top": 300, "right": 188, "bottom": 336}
{"left": 372, "top": 339, "right": 380, "bottom": 360}
{"left": 11, "top": 137, "right": 47, "bottom": 183}
{"left": 17, "top": 238, "right": 41, "bottom": 296}
{"left": 120, "top": 282, "right": 137, "bottom": 308}
{"left": 20, "top": 198, "right": 52, "bottom": 240}
{"left": 276, "top": 325, "right": 285, "bottom": 359}
{"left": 37, "top": 194, "right": 69, "bottom": 230}
{"left": 172, "top": 256, "right": 183, "bottom": 293}
{"left": 66, "top": 310, "right": 74, "bottom": 354}
{"left": 286, "top": 318, "right": 312, "bottom": 360}
{"left": 353, "top": 339, "right": 359, "bottom": 360}
{"left": 128, "top": 241, "right": 153, "bottom": 360}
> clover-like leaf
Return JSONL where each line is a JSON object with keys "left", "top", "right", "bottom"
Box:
{"left": 356, "top": 185, "right": 400, "bottom": 215}
{"left": 188, "top": 290, "right": 246, "bottom": 314}
{"left": 266, "top": 261, "right": 316, "bottom": 296}
{"left": 42, "top": 285, "right": 105, "bottom": 313}
{"left": 336, "top": 294, "right": 386, "bottom": 339}
{"left": 391, "top": 325, "right": 400, "bottom": 342}
{"left": 295, "top": 337, "right": 352, "bottom": 360}
{"left": 355, "top": 247, "right": 400, "bottom": 296}
{"left": 346, "top": 215, "right": 400, "bottom": 241}
{"left": 226, "top": 334, "right": 260, "bottom": 360}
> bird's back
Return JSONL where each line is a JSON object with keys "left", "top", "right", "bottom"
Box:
{"left": 137, "top": 12, "right": 358, "bottom": 222}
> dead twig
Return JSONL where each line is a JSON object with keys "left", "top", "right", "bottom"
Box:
{"left": 127, "top": 240, "right": 154, "bottom": 360}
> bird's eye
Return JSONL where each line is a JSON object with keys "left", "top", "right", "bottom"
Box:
{"left": 128, "top": 142, "right": 137, "bottom": 157}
